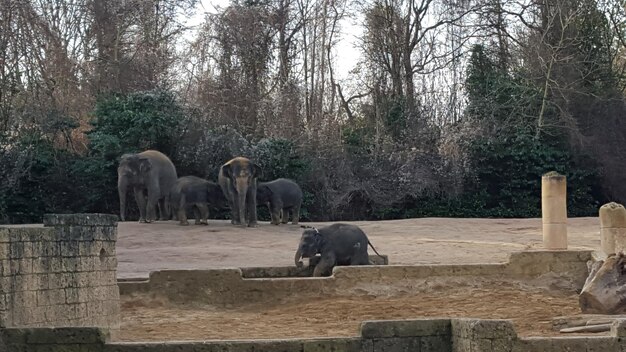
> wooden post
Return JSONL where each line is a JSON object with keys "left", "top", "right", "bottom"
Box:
{"left": 599, "top": 202, "right": 626, "bottom": 255}
{"left": 542, "top": 171, "right": 567, "bottom": 250}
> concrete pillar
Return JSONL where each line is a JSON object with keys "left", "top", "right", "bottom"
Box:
{"left": 542, "top": 172, "right": 567, "bottom": 250}
{"left": 599, "top": 202, "right": 626, "bottom": 255}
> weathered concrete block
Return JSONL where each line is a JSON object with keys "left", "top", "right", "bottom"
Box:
{"left": 420, "top": 335, "right": 452, "bottom": 352}
{"left": 59, "top": 241, "right": 80, "bottom": 258}
{"left": 10, "top": 259, "right": 32, "bottom": 276}
{"left": 611, "top": 319, "right": 626, "bottom": 337}
{"left": 92, "top": 227, "right": 117, "bottom": 241}
{"left": 99, "top": 256, "right": 118, "bottom": 272}
{"left": 361, "top": 319, "right": 451, "bottom": 338}
{"left": 549, "top": 337, "right": 593, "bottom": 351}
{"left": 585, "top": 337, "right": 618, "bottom": 352}
{"left": 451, "top": 319, "right": 516, "bottom": 340}
{"left": 371, "top": 337, "right": 421, "bottom": 351}
{"left": 77, "top": 257, "right": 95, "bottom": 272}
{"left": 64, "top": 288, "right": 81, "bottom": 304}
{"left": 12, "top": 306, "right": 46, "bottom": 326}
{"left": 12, "top": 291, "right": 37, "bottom": 309}
{"left": 61, "top": 257, "right": 81, "bottom": 272}
{"left": 8, "top": 242, "right": 25, "bottom": 260}
{"left": 43, "top": 214, "right": 118, "bottom": 228}
{"left": 12, "top": 274, "right": 36, "bottom": 292}
{"left": 0, "top": 328, "right": 27, "bottom": 345}
{"left": 491, "top": 337, "right": 514, "bottom": 352}
{"left": 98, "top": 271, "right": 117, "bottom": 284}
{"left": 0, "top": 228, "right": 8, "bottom": 242}
{"left": 24, "top": 327, "right": 109, "bottom": 344}
{"left": 61, "top": 303, "right": 88, "bottom": 320}
{"left": 46, "top": 273, "right": 73, "bottom": 290}
{"left": 36, "top": 289, "right": 66, "bottom": 306}
{"left": 0, "top": 243, "right": 8, "bottom": 260}
{"left": 471, "top": 338, "right": 493, "bottom": 352}
{"left": 0, "top": 310, "right": 13, "bottom": 328}
{"left": 1, "top": 214, "right": 120, "bottom": 330}
{"left": 301, "top": 338, "right": 364, "bottom": 352}
{"left": 0, "top": 261, "right": 9, "bottom": 277}
{"left": 0, "top": 293, "right": 8, "bottom": 311}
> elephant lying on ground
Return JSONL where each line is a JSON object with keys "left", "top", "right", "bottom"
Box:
{"left": 218, "top": 157, "right": 262, "bottom": 227}
{"left": 257, "top": 178, "right": 303, "bottom": 225}
{"left": 118, "top": 150, "right": 178, "bottom": 223}
{"left": 294, "top": 223, "right": 384, "bottom": 277}
{"left": 170, "top": 176, "right": 228, "bottom": 225}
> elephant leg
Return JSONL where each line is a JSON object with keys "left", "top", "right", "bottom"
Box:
{"left": 350, "top": 253, "right": 370, "bottom": 266}
{"left": 157, "top": 199, "right": 167, "bottom": 221}
{"left": 196, "top": 204, "right": 209, "bottom": 225}
{"left": 145, "top": 192, "right": 159, "bottom": 223}
{"left": 281, "top": 208, "right": 289, "bottom": 224}
{"left": 313, "top": 253, "right": 336, "bottom": 277}
{"left": 118, "top": 186, "right": 127, "bottom": 222}
{"left": 246, "top": 187, "right": 258, "bottom": 227}
{"left": 292, "top": 205, "right": 301, "bottom": 225}
{"left": 134, "top": 187, "right": 148, "bottom": 223}
{"left": 164, "top": 196, "right": 172, "bottom": 220}
{"left": 228, "top": 191, "right": 241, "bottom": 225}
{"left": 178, "top": 207, "right": 189, "bottom": 226}
{"left": 269, "top": 203, "right": 281, "bottom": 225}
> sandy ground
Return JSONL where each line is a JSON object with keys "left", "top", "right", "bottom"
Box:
{"left": 117, "top": 217, "right": 600, "bottom": 279}
{"left": 119, "top": 283, "right": 583, "bottom": 341}
{"left": 115, "top": 217, "right": 604, "bottom": 341}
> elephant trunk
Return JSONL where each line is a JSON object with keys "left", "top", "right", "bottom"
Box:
{"left": 236, "top": 177, "right": 248, "bottom": 225}
{"left": 294, "top": 247, "right": 303, "bottom": 267}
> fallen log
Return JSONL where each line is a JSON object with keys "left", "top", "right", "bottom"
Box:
{"left": 560, "top": 324, "right": 612, "bottom": 334}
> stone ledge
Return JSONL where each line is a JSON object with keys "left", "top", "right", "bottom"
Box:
{"left": 452, "top": 318, "right": 517, "bottom": 339}
{"left": 1, "top": 327, "right": 110, "bottom": 344}
{"left": 43, "top": 214, "right": 118, "bottom": 227}
{"left": 361, "top": 319, "right": 451, "bottom": 338}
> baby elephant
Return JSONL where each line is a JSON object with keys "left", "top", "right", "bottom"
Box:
{"left": 294, "top": 223, "right": 383, "bottom": 277}
{"left": 170, "top": 176, "right": 227, "bottom": 225}
{"left": 257, "top": 178, "right": 303, "bottom": 225}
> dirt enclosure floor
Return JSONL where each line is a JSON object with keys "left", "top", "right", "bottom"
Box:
{"left": 116, "top": 217, "right": 602, "bottom": 341}
{"left": 119, "top": 284, "right": 581, "bottom": 341}
{"left": 116, "top": 217, "right": 600, "bottom": 278}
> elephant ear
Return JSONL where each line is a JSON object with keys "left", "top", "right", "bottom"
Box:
{"left": 138, "top": 158, "right": 152, "bottom": 174}
{"left": 119, "top": 154, "right": 132, "bottom": 162}
{"left": 221, "top": 164, "right": 232, "bottom": 178}
{"left": 313, "top": 229, "right": 324, "bottom": 247}
{"left": 252, "top": 163, "right": 262, "bottom": 178}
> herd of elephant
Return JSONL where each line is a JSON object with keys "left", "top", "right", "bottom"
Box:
{"left": 117, "top": 149, "right": 383, "bottom": 277}
{"left": 117, "top": 150, "right": 302, "bottom": 227}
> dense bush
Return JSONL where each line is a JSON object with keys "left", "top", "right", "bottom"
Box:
{"left": 0, "top": 86, "right": 605, "bottom": 224}
{"left": 1, "top": 134, "right": 77, "bottom": 223}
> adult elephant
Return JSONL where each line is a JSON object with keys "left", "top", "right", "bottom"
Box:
{"left": 117, "top": 150, "right": 178, "bottom": 223}
{"left": 218, "top": 157, "right": 262, "bottom": 227}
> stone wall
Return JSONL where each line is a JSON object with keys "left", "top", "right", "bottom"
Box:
{"left": 119, "top": 250, "right": 592, "bottom": 307}
{"left": 2, "top": 318, "right": 626, "bottom": 351}
{"left": 0, "top": 214, "right": 119, "bottom": 329}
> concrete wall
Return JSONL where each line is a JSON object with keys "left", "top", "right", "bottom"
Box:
{"left": 2, "top": 318, "right": 625, "bottom": 351}
{"left": 119, "top": 250, "right": 592, "bottom": 307}
{"left": 0, "top": 214, "right": 119, "bottom": 329}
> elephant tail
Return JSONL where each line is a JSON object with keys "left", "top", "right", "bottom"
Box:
{"left": 367, "top": 240, "right": 386, "bottom": 263}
